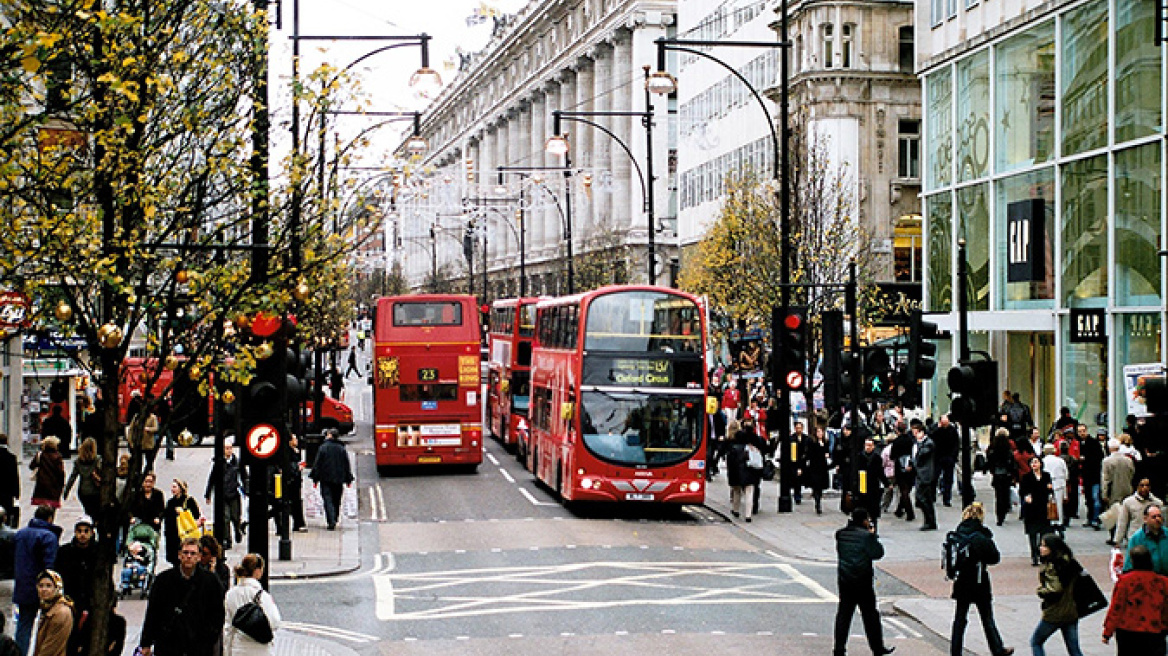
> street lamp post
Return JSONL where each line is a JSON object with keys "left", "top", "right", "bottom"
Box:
{"left": 649, "top": 26, "right": 791, "bottom": 510}
{"left": 464, "top": 195, "right": 526, "bottom": 296}
{"left": 496, "top": 166, "right": 574, "bottom": 296}
{"left": 545, "top": 68, "right": 659, "bottom": 286}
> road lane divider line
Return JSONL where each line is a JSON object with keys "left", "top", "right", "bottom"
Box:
{"left": 374, "top": 551, "right": 397, "bottom": 620}
{"left": 487, "top": 453, "right": 500, "bottom": 466}
{"left": 499, "top": 468, "right": 515, "bottom": 483}
{"left": 518, "top": 487, "right": 557, "bottom": 506}
{"left": 374, "top": 485, "right": 387, "bottom": 521}
{"left": 777, "top": 564, "right": 838, "bottom": 602}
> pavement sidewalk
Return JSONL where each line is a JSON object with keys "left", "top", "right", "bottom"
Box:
{"left": 704, "top": 468, "right": 1119, "bottom": 655}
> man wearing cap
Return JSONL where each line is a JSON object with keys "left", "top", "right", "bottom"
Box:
{"left": 1042, "top": 443, "right": 1069, "bottom": 528}
{"left": 55, "top": 516, "right": 98, "bottom": 656}
{"left": 204, "top": 438, "right": 248, "bottom": 548}
{"left": 311, "top": 429, "right": 353, "bottom": 531}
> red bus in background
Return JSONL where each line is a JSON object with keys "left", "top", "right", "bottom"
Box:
{"left": 485, "top": 298, "right": 539, "bottom": 454}
{"left": 372, "top": 294, "right": 483, "bottom": 473}
{"left": 525, "top": 286, "right": 712, "bottom": 504}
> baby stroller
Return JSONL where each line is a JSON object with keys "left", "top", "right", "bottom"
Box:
{"left": 119, "top": 522, "right": 158, "bottom": 599}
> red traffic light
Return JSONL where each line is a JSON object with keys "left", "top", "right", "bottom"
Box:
{"left": 480, "top": 304, "right": 490, "bottom": 315}
{"left": 783, "top": 314, "right": 803, "bottom": 331}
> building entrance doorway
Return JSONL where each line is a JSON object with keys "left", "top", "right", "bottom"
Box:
{"left": 1005, "top": 331, "right": 1055, "bottom": 433}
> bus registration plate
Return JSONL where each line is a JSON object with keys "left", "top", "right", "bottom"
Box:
{"left": 417, "top": 456, "right": 442, "bottom": 464}
{"left": 625, "top": 493, "right": 655, "bottom": 501}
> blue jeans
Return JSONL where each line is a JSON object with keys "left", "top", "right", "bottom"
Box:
{"left": 15, "top": 602, "right": 37, "bottom": 656}
{"left": 1031, "top": 619, "right": 1083, "bottom": 656}
{"left": 1083, "top": 482, "right": 1102, "bottom": 524}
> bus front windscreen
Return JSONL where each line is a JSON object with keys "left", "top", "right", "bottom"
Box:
{"left": 579, "top": 391, "right": 703, "bottom": 466}
{"left": 584, "top": 291, "right": 701, "bottom": 352}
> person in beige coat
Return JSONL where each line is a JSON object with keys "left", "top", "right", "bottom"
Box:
{"left": 223, "top": 554, "right": 281, "bottom": 656}
{"left": 1101, "top": 440, "right": 1135, "bottom": 508}
{"left": 32, "top": 570, "right": 73, "bottom": 656}
{"left": 1116, "top": 479, "right": 1164, "bottom": 549}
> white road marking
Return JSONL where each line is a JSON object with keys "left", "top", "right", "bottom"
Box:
{"left": 281, "top": 622, "right": 377, "bottom": 643}
{"left": 777, "top": 564, "right": 838, "bottom": 601}
{"left": 518, "top": 487, "right": 557, "bottom": 506}
{"left": 499, "top": 468, "right": 516, "bottom": 483}
{"left": 884, "top": 617, "right": 923, "bottom": 639}
{"left": 373, "top": 551, "right": 398, "bottom": 620}
{"left": 487, "top": 453, "right": 500, "bottom": 466}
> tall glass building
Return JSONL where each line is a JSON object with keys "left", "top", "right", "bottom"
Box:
{"left": 918, "top": 0, "right": 1162, "bottom": 432}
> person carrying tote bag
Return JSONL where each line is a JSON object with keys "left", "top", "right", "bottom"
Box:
{"left": 223, "top": 554, "right": 281, "bottom": 656}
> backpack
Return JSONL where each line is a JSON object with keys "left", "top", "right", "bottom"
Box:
{"left": 942, "top": 530, "right": 982, "bottom": 583}
{"left": 1006, "top": 403, "right": 1026, "bottom": 427}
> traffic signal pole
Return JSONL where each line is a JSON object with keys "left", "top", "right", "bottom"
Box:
{"left": 957, "top": 239, "right": 974, "bottom": 509}
{"left": 847, "top": 262, "right": 863, "bottom": 493}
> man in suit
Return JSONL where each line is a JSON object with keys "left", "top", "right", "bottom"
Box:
{"left": 912, "top": 419, "right": 938, "bottom": 530}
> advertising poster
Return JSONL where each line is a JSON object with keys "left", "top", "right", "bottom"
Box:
{"left": 1123, "top": 362, "right": 1164, "bottom": 418}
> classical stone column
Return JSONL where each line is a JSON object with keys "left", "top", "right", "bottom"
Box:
{"left": 573, "top": 54, "right": 595, "bottom": 240}
{"left": 610, "top": 29, "right": 634, "bottom": 232}
{"left": 592, "top": 42, "right": 614, "bottom": 229}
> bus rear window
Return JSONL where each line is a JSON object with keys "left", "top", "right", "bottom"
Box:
{"left": 393, "top": 302, "right": 463, "bottom": 326}
{"left": 399, "top": 384, "right": 458, "bottom": 402}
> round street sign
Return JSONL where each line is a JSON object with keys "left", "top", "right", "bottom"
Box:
{"left": 246, "top": 423, "right": 281, "bottom": 459}
{"left": 785, "top": 371, "right": 804, "bottom": 390}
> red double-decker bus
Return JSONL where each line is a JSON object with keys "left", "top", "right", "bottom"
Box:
{"left": 525, "top": 286, "right": 712, "bottom": 504}
{"left": 372, "top": 294, "right": 483, "bottom": 473}
{"left": 485, "top": 298, "right": 539, "bottom": 454}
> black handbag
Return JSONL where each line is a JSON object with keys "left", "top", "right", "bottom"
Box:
{"left": 1071, "top": 568, "right": 1108, "bottom": 618}
{"left": 232, "top": 591, "right": 274, "bottom": 644}
{"left": 761, "top": 459, "right": 776, "bottom": 482}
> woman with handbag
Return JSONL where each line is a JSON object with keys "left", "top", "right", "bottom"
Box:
{"left": 725, "top": 421, "right": 763, "bottom": 523}
{"left": 163, "top": 478, "right": 202, "bottom": 567}
{"left": 1019, "top": 456, "right": 1054, "bottom": 566}
{"left": 1030, "top": 534, "right": 1085, "bottom": 656}
{"left": 30, "top": 437, "right": 66, "bottom": 509}
{"left": 223, "top": 553, "right": 281, "bottom": 655}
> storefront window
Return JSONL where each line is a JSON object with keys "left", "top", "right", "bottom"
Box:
{"left": 1062, "top": 316, "right": 1108, "bottom": 430}
{"left": 957, "top": 184, "right": 989, "bottom": 310}
{"left": 1116, "top": 144, "right": 1161, "bottom": 307}
{"left": 956, "top": 51, "right": 990, "bottom": 182}
{"left": 894, "top": 215, "right": 923, "bottom": 282}
{"left": 927, "top": 68, "right": 952, "bottom": 190}
{"left": 996, "top": 168, "right": 1055, "bottom": 307}
{"left": 1061, "top": 2, "right": 1108, "bottom": 156}
{"left": 995, "top": 23, "right": 1054, "bottom": 174}
{"left": 1115, "top": 0, "right": 1161, "bottom": 143}
{"left": 1061, "top": 156, "right": 1108, "bottom": 307}
{"left": 1114, "top": 313, "right": 1161, "bottom": 422}
{"left": 926, "top": 194, "right": 952, "bottom": 312}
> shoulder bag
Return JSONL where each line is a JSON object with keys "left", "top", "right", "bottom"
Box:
{"left": 232, "top": 590, "right": 274, "bottom": 644}
{"left": 1071, "top": 568, "right": 1108, "bottom": 618}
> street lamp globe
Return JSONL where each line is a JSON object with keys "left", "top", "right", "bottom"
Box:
{"left": 544, "top": 134, "right": 570, "bottom": 157}
{"left": 405, "top": 134, "right": 429, "bottom": 155}
{"left": 409, "top": 66, "right": 443, "bottom": 99}
{"left": 645, "top": 70, "right": 678, "bottom": 95}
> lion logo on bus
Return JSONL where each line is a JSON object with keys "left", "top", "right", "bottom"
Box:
{"left": 377, "top": 356, "right": 399, "bottom": 388}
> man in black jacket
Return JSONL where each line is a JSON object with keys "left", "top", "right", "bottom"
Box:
{"left": 931, "top": 414, "right": 960, "bottom": 507}
{"left": 139, "top": 537, "right": 224, "bottom": 656}
{"left": 204, "top": 439, "right": 249, "bottom": 548}
{"left": 55, "top": 516, "right": 99, "bottom": 656}
{"left": 833, "top": 508, "right": 895, "bottom": 656}
{"left": 949, "top": 502, "right": 1014, "bottom": 656}
{"left": 856, "top": 438, "right": 886, "bottom": 535}
{"left": 0, "top": 434, "right": 17, "bottom": 528}
{"left": 311, "top": 429, "right": 354, "bottom": 530}
{"left": 890, "top": 423, "right": 916, "bottom": 522}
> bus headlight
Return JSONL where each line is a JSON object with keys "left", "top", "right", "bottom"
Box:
{"left": 682, "top": 481, "right": 701, "bottom": 493}
{"left": 581, "top": 478, "right": 595, "bottom": 490}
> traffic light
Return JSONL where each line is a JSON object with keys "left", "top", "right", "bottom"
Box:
{"left": 947, "top": 359, "right": 999, "bottom": 427}
{"left": 772, "top": 306, "right": 808, "bottom": 392}
{"left": 820, "top": 310, "right": 845, "bottom": 409}
{"left": 905, "top": 310, "right": 940, "bottom": 383}
{"left": 863, "top": 347, "right": 894, "bottom": 400}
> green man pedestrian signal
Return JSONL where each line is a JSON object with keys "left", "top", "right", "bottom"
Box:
{"left": 863, "top": 347, "right": 893, "bottom": 400}
{"left": 772, "top": 306, "right": 808, "bottom": 392}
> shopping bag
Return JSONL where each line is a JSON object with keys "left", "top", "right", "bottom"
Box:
{"left": 176, "top": 508, "right": 201, "bottom": 540}
{"left": 1072, "top": 569, "right": 1108, "bottom": 618}
{"left": 1109, "top": 547, "right": 1125, "bottom": 583}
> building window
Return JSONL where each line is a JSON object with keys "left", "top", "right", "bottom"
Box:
{"left": 897, "top": 119, "right": 921, "bottom": 179}
{"left": 893, "top": 216, "right": 923, "bottom": 283}
{"left": 931, "top": 0, "right": 944, "bottom": 27}
{"left": 899, "top": 26, "right": 914, "bottom": 72}
{"left": 821, "top": 23, "right": 834, "bottom": 68}
{"left": 841, "top": 24, "right": 854, "bottom": 68}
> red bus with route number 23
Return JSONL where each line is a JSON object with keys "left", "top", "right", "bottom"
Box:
{"left": 524, "top": 286, "right": 713, "bottom": 504}
{"left": 372, "top": 294, "right": 483, "bottom": 474}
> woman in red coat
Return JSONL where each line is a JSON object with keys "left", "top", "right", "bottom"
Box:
{"left": 1103, "top": 544, "right": 1168, "bottom": 655}
{"left": 29, "top": 437, "right": 65, "bottom": 509}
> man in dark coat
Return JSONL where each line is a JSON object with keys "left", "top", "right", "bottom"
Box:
{"left": 41, "top": 405, "right": 73, "bottom": 458}
{"left": 0, "top": 434, "right": 18, "bottom": 528}
{"left": 311, "top": 429, "right": 354, "bottom": 530}
{"left": 0, "top": 509, "right": 15, "bottom": 579}
{"left": 1079, "top": 424, "right": 1106, "bottom": 528}
{"left": 832, "top": 508, "right": 895, "bottom": 656}
{"left": 12, "top": 505, "right": 62, "bottom": 655}
{"left": 931, "top": 414, "right": 960, "bottom": 506}
{"left": 890, "top": 423, "right": 916, "bottom": 522}
{"left": 204, "top": 439, "right": 249, "bottom": 548}
{"left": 912, "top": 419, "right": 938, "bottom": 530}
{"left": 139, "top": 537, "right": 225, "bottom": 656}
{"left": 857, "top": 438, "right": 886, "bottom": 534}
{"left": 949, "top": 502, "right": 1014, "bottom": 656}
{"left": 55, "top": 516, "right": 99, "bottom": 656}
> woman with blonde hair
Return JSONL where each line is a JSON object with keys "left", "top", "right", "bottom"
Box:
{"left": 33, "top": 570, "right": 73, "bottom": 656}
{"left": 163, "top": 478, "right": 201, "bottom": 567}
{"left": 63, "top": 437, "right": 102, "bottom": 517}
{"left": 949, "top": 502, "right": 1014, "bottom": 656}
{"left": 223, "top": 553, "right": 281, "bottom": 655}
{"left": 30, "top": 437, "right": 65, "bottom": 508}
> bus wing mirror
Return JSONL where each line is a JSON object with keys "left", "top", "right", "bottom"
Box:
{"left": 706, "top": 397, "right": 718, "bottom": 415}
{"left": 560, "top": 402, "right": 575, "bottom": 421}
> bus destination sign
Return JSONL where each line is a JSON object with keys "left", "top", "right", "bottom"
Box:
{"left": 584, "top": 357, "right": 677, "bottom": 387}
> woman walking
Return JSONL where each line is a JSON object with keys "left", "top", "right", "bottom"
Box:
{"left": 1030, "top": 534, "right": 1084, "bottom": 656}
{"left": 30, "top": 437, "right": 66, "bottom": 509}
{"left": 223, "top": 553, "right": 282, "bottom": 656}
{"left": 163, "top": 478, "right": 202, "bottom": 567}
{"left": 1019, "top": 456, "right": 1053, "bottom": 566}
{"left": 986, "top": 429, "right": 1017, "bottom": 526}
{"left": 1102, "top": 544, "right": 1168, "bottom": 655}
{"left": 803, "top": 426, "right": 832, "bottom": 515}
{"left": 33, "top": 570, "right": 73, "bottom": 656}
{"left": 63, "top": 437, "right": 102, "bottom": 518}
{"left": 726, "top": 420, "right": 762, "bottom": 522}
